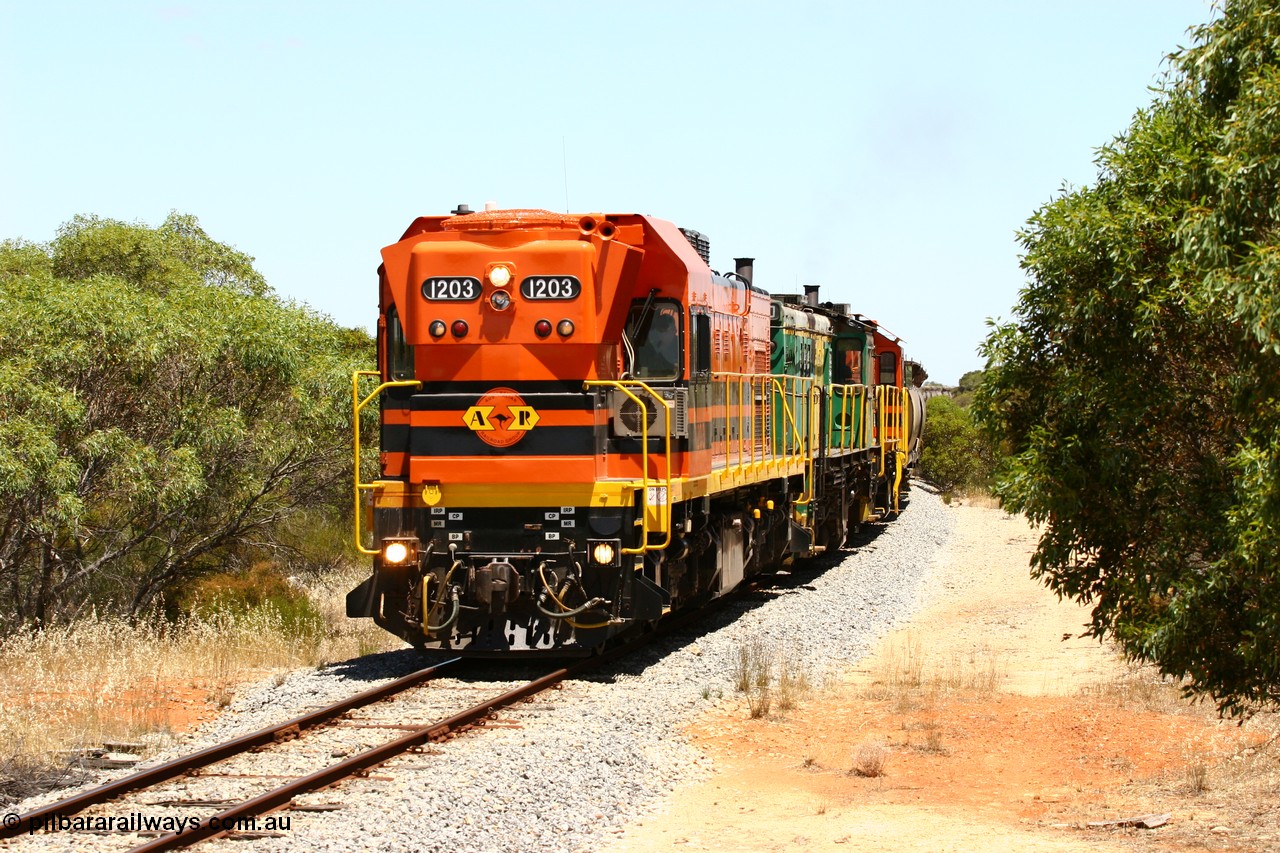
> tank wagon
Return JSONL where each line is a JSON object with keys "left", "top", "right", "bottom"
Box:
{"left": 346, "top": 208, "right": 925, "bottom": 654}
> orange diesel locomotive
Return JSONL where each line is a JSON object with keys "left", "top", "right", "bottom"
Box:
{"left": 346, "top": 208, "right": 924, "bottom": 654}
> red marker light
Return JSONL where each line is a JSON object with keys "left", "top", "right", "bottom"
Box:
{"left": 534, "top": 319, "right": 553, "bottom": 338}
{"left": 451, "top": 320, "right": 469, "bottom": 338}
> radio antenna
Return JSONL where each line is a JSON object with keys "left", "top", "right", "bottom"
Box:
{"left": 562, "top": 136, "right": 570, "bottom": 213}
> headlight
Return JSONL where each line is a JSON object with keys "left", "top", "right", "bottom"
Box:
{"left": 589, "top": 539, "right": 621, "bottom": 567}
{"left": 381, "top": 539, "right": 417, "bottom": 565}
{"left": 487, "top": 265, "right": 512, "bottom": 287}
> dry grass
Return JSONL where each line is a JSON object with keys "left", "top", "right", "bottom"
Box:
{"left": 747, "top": 688, "right": 772, "bottom": 719}
{"left": 1102, "top": 677, "right": 1280, "bottom": 850}
{"left": 775, "top": 648, "right": 811, "bottom": 712}
{"left": 1183, "top": 745, "right": 1211, "bottom": 794}
{"left": 733, "top": 639, "right": 771, "bottom": 694}
{"left": 1078, "top": 664, "right": 1204, "bottom": 716}
{"left": 861, "top": 630, "right": 1004, "bottom": 705}
{"left": 0, "top": 564, "right": 400, "bottom": 802}
{"left": 733, "top": 639, "right": 813, "bottom": 719}
{"left": 902, "top": 716, "right": 948, "bottom": 755}
{"left": 851, "top": 741, "right": 890, "bottom": 777}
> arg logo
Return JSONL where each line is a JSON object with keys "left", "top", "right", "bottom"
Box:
{"left": 463, "top": 387, "right": 540, "bottom": 448}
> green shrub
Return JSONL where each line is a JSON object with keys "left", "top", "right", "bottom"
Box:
{"left": 919, "top": 396, "right": 997, "bottom": 495}
{"left": 179, "top": 562, "right": 324, "bottom": 640}
{"left": 270, "top": 508, "right": 364, "bottom": 574}
{"left": 0, "top": 213, "right": 373, "bottom": 634}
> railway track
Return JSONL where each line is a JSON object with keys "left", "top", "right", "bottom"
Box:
{"left": 1, "top": 623, "right": 683, "bottom": 852}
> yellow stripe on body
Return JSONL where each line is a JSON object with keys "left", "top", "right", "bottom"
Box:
{"left": 372, "top": 481, "right": 636, "bottom": 509}
{"left": 371, "top": 454, "right": 811, "bottom": 511}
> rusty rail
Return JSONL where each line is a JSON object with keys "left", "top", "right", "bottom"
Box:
{"left": 11, "top": 586, "right": 747, "bottom": 851}
{"left": 0, "top": 658, "right": 460, "bottom": 841}
{"left": 130, "top": 664, "right": 582, "bottom": 851}
{"left": 132, "top": 610, "right": 711, "bottom": 850}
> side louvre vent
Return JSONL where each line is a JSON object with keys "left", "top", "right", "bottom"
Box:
{"left": 610, "top": 388, "right": 688, "bottom": 439}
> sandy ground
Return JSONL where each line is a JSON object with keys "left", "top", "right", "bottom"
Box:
{"left": 599, "top": 497, "right": 1280, "bottom": 853}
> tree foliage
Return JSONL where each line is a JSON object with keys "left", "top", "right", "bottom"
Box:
{"left": 956, "top": 369, "right": 986, "bottom": 393}
{"left": 918, "top": 396, "right": 998, "bottom": 495}
{"left": 975, "top": 0, "right": 1280, "bottom": 714}
{"left": 0, "top": 213, "right": 372, "bottom": 631}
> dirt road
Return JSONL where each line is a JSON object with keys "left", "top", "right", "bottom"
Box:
{"left": 601, "top": 499, "right": 1278, "bottom": 853}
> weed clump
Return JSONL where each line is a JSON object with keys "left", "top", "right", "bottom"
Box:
{"left": 732, "top": 639, "right": 813, "bottom": 720}
{"left": 851, "top": 742, "right": 890, "bottom": 777}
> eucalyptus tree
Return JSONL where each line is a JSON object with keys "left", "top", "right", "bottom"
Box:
{"left": 0, "top": 213, "right": 371, "bottom": 629}
{"left": 977, "top": 0, "right": 1280, "bottom": 714}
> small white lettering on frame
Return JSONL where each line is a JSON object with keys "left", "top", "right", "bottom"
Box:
{"left": 448, "top": 532, "right": 463, "bottom": 541}
{"left": 430, "top": 507, "right": 446, "bottom": 515}
{"left": 560, "top": 506, "right": 575, "bottom": 514}
{"left": 448, "top": 512, "right": 463, "bottom": 521}
{"left": 562, "top": 519, "right": 575, "bottom": 528}
{"left": 545, "top": 512, "right": 559, "bottom": 520}
{"left": 545, "top": 531, "right": 561, "bottom": 540}
{"left": 431, "top": 520, "right": 445, "bottom": 528}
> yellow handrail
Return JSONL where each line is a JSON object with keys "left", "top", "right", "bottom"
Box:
{"left": 793, "top": 381, "right": 821, "bottom": 508}
{"left": 709, "top": 372, "right": 816, "bottom": 494}
{"left": 583, "top": 380, "right": 672, "bottom": 553}
{"left": 829, "top": 384, "right": 867, "bottom": 450}
{"left": 875, "top": 384, "right": 910, "bottom": 514}
{"left": 352, "top": 370, "right": 423, "bottom": 555}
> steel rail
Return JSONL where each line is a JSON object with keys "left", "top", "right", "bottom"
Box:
{"left": 1, "top": 657, "right": 461, "bottom": 840}
{"left": 128, "top": 612, "right": 713, "bottom": 852}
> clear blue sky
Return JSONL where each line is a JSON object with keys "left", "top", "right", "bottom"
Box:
{"left": 1, "top": 1, "right": 1215, "bottom": 384}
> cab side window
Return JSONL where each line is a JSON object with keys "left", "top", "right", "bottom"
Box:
{"left": 386, "top": 305, "right": 414, "bottom": 381}
{"left": 878, "top": 351, "right": 896, "bottom": 386}
{"left": 628, "top": 301, "right": 682, "bottom": 380}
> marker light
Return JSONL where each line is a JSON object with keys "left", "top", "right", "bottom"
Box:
{"left": 556, "top": 319, "right": 575, "bottom": 337}
{"left": 383, "top": 541, "right": 410, "bottom": 564}
{"left": 487, "top": 265, "right": 512, "bottom": 287}
{"left": 429, "top": 320, "right": 447, "bottom": 338}
{"left": 592, "top": 541, "right": 616, "bottom": 566}
{"left": 489, "top": 290, "right": 511, "bottom": 311}
{"left": 451, "top": 320, "right": 469, "bottom": 338}
{"left": 534, "top": 319, "right": 553, "bottom": 338}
